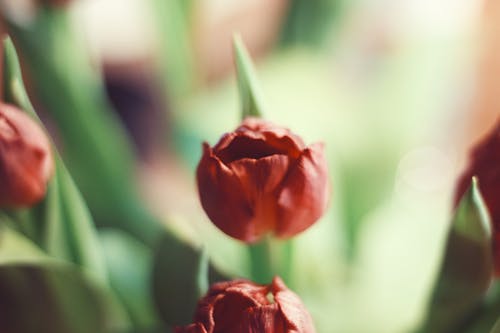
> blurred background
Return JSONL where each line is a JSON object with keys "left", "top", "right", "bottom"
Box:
{"left": 1, "top": 0, "right": 499, "bottom": 331}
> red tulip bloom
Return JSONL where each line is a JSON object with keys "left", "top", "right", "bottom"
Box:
{"left": 176, "top": 277, "right": 316, "bottom": 333}
{"left": 196, "top": 117, "right": 329, "bottom": 243}
{"left": 0, "top": 103, "right": 53, "bottom": 207}
{"left": 455, "top": 119, "right": 500, "bottom": 273}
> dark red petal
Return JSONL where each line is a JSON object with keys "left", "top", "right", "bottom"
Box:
{"left": 240, "top": 304, "right": 287, "bottom": 333}
{"left": 275, "top": 143, "right": 329, "bottom": 238}
{"left": 197, "top": 143, "right": 257, "bottom": 241}
{"left": 228, "top": 154, "right": 290, "bottom": 241}
{"left": 271, "top": 277, "right": 316, "bottom": 333}
{"left": 238, "top": 118, "right": 305, "bottom": 150}
{"left": 214, "top": 118, "right": 304, "bottom": 164}
{"left": 194, "top": 280, "right": 270, "bottom": 332}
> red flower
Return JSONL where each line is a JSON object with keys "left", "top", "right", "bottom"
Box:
{"left": 175, "top": 277, "right": 316, "bottom": 333}
{"left": 196, "top": 117, "right": 329, "bottom": 243}
{"left": 455, "top": 119, "right": 500, "bottom": 273}
{"left": 0, "top": 103, "right": 53, "bottom": 207}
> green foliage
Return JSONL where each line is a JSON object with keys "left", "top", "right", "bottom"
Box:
{"left": 4, "top": 10, "right": 161, "bottom": 245}
{"left": 152, "top": 232, "right": 227, "bottom": 327}
{"left": 419, "top": 178, "right": 493, "bottom": 333}
{"left": 233, "top": 34, "right": 266, "bottom": 119}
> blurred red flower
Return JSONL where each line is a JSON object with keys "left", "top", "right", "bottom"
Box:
{"left": 196, "top": 117, "right": 329, "bottom": 243}
{"left": 455, "top": 119, "right": 500, "bottom": 273}
{"left": 176, "top": 277, "right": 316, "bottom": 333}
{"left": 0, "top": 103, "right": 53, "bottom": 207}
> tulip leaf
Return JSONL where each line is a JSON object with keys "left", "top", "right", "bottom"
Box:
{"left": 152, "top": 231, "right": 228, "bottom": 327}
{"left": 2, "top": 36, "right": 107, "bottom": 282}
{"left": 4, "top": 13, "right": 161, "bottom": 246}
{"left": 233, "top": 34, "right": 266, "bottom": 119}
{"left": 491, "top": 318, "right": 500, "bottom": 333}
{"left": 0, "top": 222, "right": 130, "bottom": 333}
{"left": 99, "top": 229, "right": 161, "bottom": 330}
{"left": 0, "top": 263, "right": 130, "bottom": 333}
{"left": 0, "top": 220, "right": 51, "bottom": 265}
{"left": 151, "top": 0, "right": 195, "bottom": 98}
{"left": 419, "top": 177, "right": 493, "bottom": 333}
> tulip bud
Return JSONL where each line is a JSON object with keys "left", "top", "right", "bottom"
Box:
{"left": 196, "top": 117, "right": 329, "bottom": 243}
{"left": 176, "top": 276, "right": 316, "bottom": 333}
{"left": 0, "top": 103, "right": 53, "bottom": 207}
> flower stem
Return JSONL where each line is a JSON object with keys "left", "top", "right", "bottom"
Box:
{"left": 248, "top": 237, "right": 294, "bottom": 284}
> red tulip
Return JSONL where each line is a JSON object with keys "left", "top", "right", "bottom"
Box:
{"left": 196, "top": 117, "right": 329, "bottom": 243}
{"left": 455, "top": 119, "right": 500, "bottom": 274}
{"left": 0, "top": 103, "right": 53, "bottom": 207}
{"left": 175, "top": 277, "right": 316, "bottom": 333}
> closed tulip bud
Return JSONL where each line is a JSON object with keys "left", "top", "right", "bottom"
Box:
{"left": 455, "top": 119, "right": 500, "bottom": 274}
{"left": 176, "top": 276, "right": 316, "bottom": 333}
{"left": 196, "top": 117, "right": 329, "bottom": 243}
{"left": 0, "top": 103, "right": 53, "bottom": 207}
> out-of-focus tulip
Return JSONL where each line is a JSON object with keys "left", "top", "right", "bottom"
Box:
{"left": 196, "top": 117, "right": 329, "bottom": 243}
{"left": 455, "top": 119, "right": 500, "bottom": 274}
{"left": 0, "top": 103, "right": 53, "bottom": 207}
{"left": 176, "top": 276, "right": 316, "bottom": 333}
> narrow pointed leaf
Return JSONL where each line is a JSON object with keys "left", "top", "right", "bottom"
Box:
{"left": 2, "top": 36, "right": 107, "bottom": 282}
{"left": 233, "top": 34, "right": 266, "bottom": 119}
{"left": 152, "top": 232, "right": 228, "bottom": 327}
{"left": 4, "top": 15, "right": 161, "bottom": 246}
{"left": 420, "top": 177, "right": 493, "bottom": 333}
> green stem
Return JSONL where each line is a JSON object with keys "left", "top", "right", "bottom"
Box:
{"left": 249, "top": 237, "right": 274, "bottom": 284}
{"left": 248, "top": 237, "right": 294, "bottom": 284}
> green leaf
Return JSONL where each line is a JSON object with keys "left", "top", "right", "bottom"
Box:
{"left": 99, "top": 229, "right": 160, "bottom": 330}
{"left": 491, "top": 318, "right": 500, "bottom": 333}
{"left": 0, "top": 263, "right": 130, "bottom": 333}
{"left": 152, "top": 232, "right": 228, "bottom": 327}
{"left": 4, "top": 13, "right": 160, "bottom": 246}
{"left": 278, "top": 0, "right": 343, "bottom": 47}
{"left": 0, "top": 221, "right": 51, "bottom": 265}
{"left": 2, "top": 36, "right": 107, "bottom": 282}
{"left": 233, "top": 34, "right": 266, "bottom": 119}
{"left": 151, "top": 0, "right": 195, "bottom": 98}
{"left": 419, "top": 177, "right": 493, "bottom": 333}
{"left": 0, "top": 223, "right": 130, "bottom": 333}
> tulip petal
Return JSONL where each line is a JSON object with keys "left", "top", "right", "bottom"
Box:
{"left": 241, "top": 304, "right": 287, "bottom": 333}
{"left": 194, "top": 280, "right": 268, "bottom": 332}
{"left": 275, "top": 143, "right": 329, "bottom": 238}
{"left": 239, "top": 117, "right": 306, "bottom": 151}
{"left": 229, "top": 154, "right": 290, "bottom": 241}
{"left": 271, "top": 277, "right": 316, "bottom": 333}
{"left": 180, "top": 278, "right": 316, "bottom": 333}
{"left": 0, "top": 103, "right": 53, "bottom": 207}
{"left": 197, "top": 143, "right": 254, "bottom": 241}
{"left": 197, "top": 141, "right": 291, "bottom": 242}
